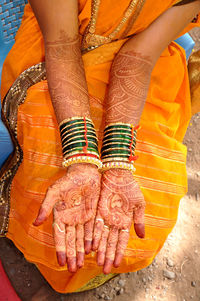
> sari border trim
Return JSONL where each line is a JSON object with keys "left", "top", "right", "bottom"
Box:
{"left": 0, "top": 62, "right": 46, "bottom": 236}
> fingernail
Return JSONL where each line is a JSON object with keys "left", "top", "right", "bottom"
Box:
{"left": 113, "top": 254, "right": 123, "bottom": 268}
{"left": 67, "top": 258, "right": 77, "bottom": 273}
{"left": 103, "top": 258, "right": 113, "bottom": 274}
{"left": 92, "top": 240, "right": 98, "bottom": 251}
{"left": 84, "top": 240, "right": 92, "bottom": 255}
{"left": 56, "top": 252, "right": 66, "bottom": 266}
{"left": 134, "top": 223, "right": 145, "bottom": 238}
{"left": 97, "top": 251, "right": 106, "bottom": 266}
{"left": 33, "top": 208, "right": 46, "bottom": 226}
{"left": 77, "top": 252, "right": 84, "bottom": 269}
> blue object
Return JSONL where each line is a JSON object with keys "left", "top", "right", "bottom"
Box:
{"left": 0, "top": 0, "right": 28, "bottom": 85}
{"left": 175, "top": 33, "right": 195, "bottom": 60}
{"left": 0, "top": 0, "right": 27, "bottom": 168}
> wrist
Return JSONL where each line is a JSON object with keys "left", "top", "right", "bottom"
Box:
{"left": 67, "top": 162, "right": 98, "bottom": 171}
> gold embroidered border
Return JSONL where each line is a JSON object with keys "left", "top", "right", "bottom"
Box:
{"left": 75, "top": 273, "right": 118, "bottom": 292}
{"left": 82, "top": 0, "right": 146, "bottom": 49}
{"left": 0, "top": 62, "right": 46, "bottom": 237}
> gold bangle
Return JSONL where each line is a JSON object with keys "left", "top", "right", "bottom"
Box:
{"left": 59, "top": 116, "right": 94, "bottom": 127}
{"left": 62, "top": 155, "right": 102, "bottom": 169}
{"left": 100, "top": 161, "right": 136, "bottom": 174}
{"left": 104, "top": 122, "right": 133, "bottom": 129}
{"left": 101, "top": 157, "right": 130, "bottom": 163}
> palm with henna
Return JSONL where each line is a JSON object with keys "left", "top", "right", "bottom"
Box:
{"left": 92, "top": 169, "right": 145, "bottom": 274}
{"left": 33, "top": 163, "right": 101, "bottom": 273}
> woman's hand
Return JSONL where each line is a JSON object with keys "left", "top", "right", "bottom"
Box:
{"left": 92, "top": 169, "right": 145, "bottom": 274}
{"left": 33, "top": 163, "right": 101, "bottom": 272}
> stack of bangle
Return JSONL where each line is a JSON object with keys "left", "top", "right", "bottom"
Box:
{"left": 100, "top": 122, "right": 140, "bottom": 174}
{"left": 59, "top": 116, "right": 102, "bottom": 169}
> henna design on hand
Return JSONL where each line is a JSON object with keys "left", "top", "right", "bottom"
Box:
{"left": 92, "top": 169, "right": 145, "bottom": 274}
{"left": 45, "top": 31, "right": 91, "bottom": 123}
{"left": 33, "top": 164, "right": 101, "bottom": 272}
{"left": 106, "top": 51, "right": 153, "bottom": 126}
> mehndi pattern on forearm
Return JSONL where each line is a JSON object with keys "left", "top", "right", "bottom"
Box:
{"left": 45, "top": 30, "right": 91, "bottom": 123}
{"left": 106, "top": 51, "right": 153, "bottom": 125}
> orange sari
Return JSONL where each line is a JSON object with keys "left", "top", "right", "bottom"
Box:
{"left": 1, "top": 0, "right": 200, "bottom": 293}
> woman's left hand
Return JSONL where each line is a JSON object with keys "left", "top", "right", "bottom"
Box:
{"left": 92, "top": 168, "right": 146, "bottom": 274}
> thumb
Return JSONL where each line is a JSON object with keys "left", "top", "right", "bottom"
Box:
{"left": 33, "top": 186, "right": 60, "bottom": 226}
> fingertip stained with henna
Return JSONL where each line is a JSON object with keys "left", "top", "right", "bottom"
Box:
{"left": 56, "top": 251, "right": 67, "bottom": 267}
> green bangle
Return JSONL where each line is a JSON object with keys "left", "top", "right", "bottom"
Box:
{"left": 104, "top": 124, "right": 132, "bottom": 132}
{"left": 101, "top": 145, "right": 135, "bottom": 154}
{"left": 104, "top": 129, "right": 132, "bottom": 137}
{"left": 63, "top": 141, "right": 98, "bottom": 152}
{"left": 101, "top": 153, "right": 130, "bottom": 160}
{"left": 63, "top": 146, "right": 99, "bottom": 156}
{"left": 63, "top": 149, "right": 100, "bottom": 159}
{"left": 101, "top": 149, "right": 131, "bottom": 156}
{"left": 59, "top": 117, "right": 93, "bottom": 130}
{"left": 61, "top": 128, "right": 96, "bottom": 140}
{"left": 103, "top": 134, "right": 132, "bottom": 141}
{"left": 102, "top": 140, "right": 136, "bottom": 148}
{"left": 60, "top": 123, "right": 94, "bottom": 135}
{"left": 62, "top": 135, "right": 98, "bottom": 146}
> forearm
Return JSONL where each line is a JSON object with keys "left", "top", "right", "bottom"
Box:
{"left": 45, "top": 34, "right": 91, "bottom": 124}
{"left": 106, "top": 1, "right": 200, "bottom": 126}
{"left": 29, "top": 0, "right": 91, "bottom": 125}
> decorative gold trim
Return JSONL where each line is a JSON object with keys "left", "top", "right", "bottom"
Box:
{"left": 82, "top": 0, "right": 146, "bottom": 49}
{"left": 0, "top": 62, "right": 46, "bottom": 236}
{"left": 59, "top": 116, "right": 94, "bottom": 127}
{"left": 75, "top": 273, "right": 118, "bottom": 292}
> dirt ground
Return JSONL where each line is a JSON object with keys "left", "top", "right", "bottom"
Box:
{"left": 0, "top": 29, "right": 200, "bottom": 301}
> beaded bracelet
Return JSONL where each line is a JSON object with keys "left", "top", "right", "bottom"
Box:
{"left": 59, "top": 117, "right": 101, "bottom": 168}
{"left": 100, "top": 161, "right": 136, "bottom": 174}
{"left": 63, "top": 155, "right": 102, "bottom": 169}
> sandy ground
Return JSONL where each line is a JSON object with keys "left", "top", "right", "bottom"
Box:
{"left": 0, "top": 29, "right": 199, "bottom": 301}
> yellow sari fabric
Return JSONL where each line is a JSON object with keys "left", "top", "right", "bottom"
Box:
{"left": 1, "top": 0, "right": 200, "bottom": 293}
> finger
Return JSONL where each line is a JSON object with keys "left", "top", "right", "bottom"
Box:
{"left": 53, "top": 221, "right": 66, "bottom": 267}
{"left": 92, "top": 217, "right": 104, "bottom": 251}
{"left": 103, "top": 228, "right": 118, "bottom": 274}
{"left": 66, "top": 225, "right": 77, "bottom": 273}
{"left": 76, "top": 224, "right": 84, "bottom": 268}
{"left": 84, "top": 219, "right": 95, "bottom": 255}
{"left": 97, "top": 226, "right": 109, "bottom": 266}
{"left": 134, "top": 204, "right": 145, "bottom": 238}
{"left": 113, "top": 230, "right": 130, "bottom": 268}
{"left": 33, "top": 187, "right": 60, "bottom": 226}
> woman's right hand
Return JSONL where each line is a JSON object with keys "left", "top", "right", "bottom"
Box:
{"left": 33, "top": 163, "right": 101, "bottom": 272}
{"left": 92, "top": 168, "right": 146, "bottom": 274}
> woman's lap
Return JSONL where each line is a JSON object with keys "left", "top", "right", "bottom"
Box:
{"left": 3, "top": 41, "right": 190, "bottom": 291}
